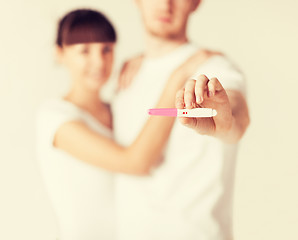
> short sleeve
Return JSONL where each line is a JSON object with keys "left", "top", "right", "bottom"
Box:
{"left": 191, "top": 55, "right": 247, "bottom": 97}
{"left": 36, "top": 99, "right": 83, "bottom": 149}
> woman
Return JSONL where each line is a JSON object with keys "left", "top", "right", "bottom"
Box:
{"left": 36, "top": 8, "right": 208, "bottom": 240}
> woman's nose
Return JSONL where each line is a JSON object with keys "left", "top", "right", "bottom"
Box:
{"left": 92, "top": 53, "right": 105, "bottom": 68}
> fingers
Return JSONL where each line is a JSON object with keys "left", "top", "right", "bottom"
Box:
{"left": 193, "top": 75, "right": 224, "bottom": 103}
{"left": 176, "top": 86, "right": 195, "bottom": 127}
{"left": 118, "top": 62, "right": 129, "bottom": 90}
{"left": 117, "top": 56, "right": 143, "bottom": 90}
{"left": 184, "top": 79, "right": 196, "bottom": 108}
{"left": 177, "top": 75, "right": 223, "bottom": 110}
{"left": 175, "top": 88, "right": 185, "bottom": 109}
{"left": 207, "top": 77, "right": 223, "bottom": 98}
{"left": 194, "top": 75, "right": 209, "bottom": 104}
{"left": 175, "top": 75, "right": 227, "bottom": 137}
{"left": 121, "top": 67, "right": 134, "bottom": 89}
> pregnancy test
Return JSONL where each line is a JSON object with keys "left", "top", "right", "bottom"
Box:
{"left": 148, "top": 108, "right": 217, "bottom": 118}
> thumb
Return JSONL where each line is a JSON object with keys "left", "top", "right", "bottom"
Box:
{"left": 178, "top": 117, "right": 197, "bottom": 129}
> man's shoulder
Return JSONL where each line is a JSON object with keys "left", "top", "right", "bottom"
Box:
{"left": 196, "top": 48, "right": 224, "bottom": 59}
{"left": 186, "top": 47, "right": 225, "bottom": 67}
{"left": 190, "top": 48, "right": 240, "bottom": 72}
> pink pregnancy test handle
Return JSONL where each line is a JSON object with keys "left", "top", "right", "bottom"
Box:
{"left": 148, "top": 108, "right": 177, "bottom": 116}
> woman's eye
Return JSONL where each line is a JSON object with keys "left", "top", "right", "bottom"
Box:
{"left": 103, "top": 46, "right": 112, "bottom": 54}
{"left": 81, "top": 47, "right": 89, "bottom": 54}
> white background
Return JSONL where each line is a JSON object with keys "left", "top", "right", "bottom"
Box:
{"left": 0, "top": 0, "right": 297, "bottom": 239}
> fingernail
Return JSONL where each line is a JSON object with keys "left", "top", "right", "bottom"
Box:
{"left": 177, "top": 101, "right": 184, "bottom": 108}
{"left": 185, "top": 102, "right": 190, "bottom": 108}
{"left": 196, "top": 96, "right": 202, "bottom": 104}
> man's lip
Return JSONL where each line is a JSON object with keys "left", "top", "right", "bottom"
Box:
{"left": 158, "top": 17, "right": 172, "bottom": 23}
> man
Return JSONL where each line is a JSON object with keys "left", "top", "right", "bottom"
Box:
{"left": 112, "top": 0, "right": 250, "bottom": 239}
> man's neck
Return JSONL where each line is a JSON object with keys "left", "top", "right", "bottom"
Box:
{"left": 144, "top": 33, "right": 188, "bottom": 58}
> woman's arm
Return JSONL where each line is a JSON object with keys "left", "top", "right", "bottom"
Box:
{"left": 54, "top": 73, "right": 182, "bottom": 175}
{"left": 54, "top": 50, "right": 215, "bottom": 175}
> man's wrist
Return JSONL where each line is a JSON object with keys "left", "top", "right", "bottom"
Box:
{"left": 215, "top": 116, "right": 239, "bottom": 144}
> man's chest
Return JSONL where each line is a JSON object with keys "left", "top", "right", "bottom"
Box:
{"left": 112, "top": 67, "right": 174, "bottom": 145}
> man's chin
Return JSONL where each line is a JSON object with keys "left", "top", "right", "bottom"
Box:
{"left": 148, "top": 28, "right": 180, "bottom": 40}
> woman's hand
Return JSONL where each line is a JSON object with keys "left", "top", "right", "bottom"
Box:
{"left": 117, "top": 54, "right": 143, "bottom": 90}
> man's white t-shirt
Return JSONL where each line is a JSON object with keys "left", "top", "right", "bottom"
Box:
{"left": 36, "top": 99, "right": 116, "bottom": 240}
{"left": 112, "top": 43, "right": 246, "bottom": 240}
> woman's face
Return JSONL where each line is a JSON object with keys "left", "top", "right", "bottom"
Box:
{"left": 58, "top": 42, "right": 115, "bottom": 91}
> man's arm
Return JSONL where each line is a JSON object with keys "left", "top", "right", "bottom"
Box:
{"left": 224, "top": 89, "right": 250, "bottom": 143}
{"left": 175, "top": 75, "right": 250, "bottom": 143}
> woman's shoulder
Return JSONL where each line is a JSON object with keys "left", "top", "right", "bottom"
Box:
{"left": 39, "top": 98, "right": 80, "bottom": 112}
{"left": 36, "top": 98, "right": 83, "bottom": 123}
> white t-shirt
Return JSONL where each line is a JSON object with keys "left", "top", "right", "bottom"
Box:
{"left": 36, "top": 99, "right": 116, "bottom": 240}
{"left": 112, "top": 43, "right": 246, "bottom": 240}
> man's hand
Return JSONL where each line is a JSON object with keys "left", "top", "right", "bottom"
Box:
{"left": 175, "top": 75, "right": 234, "bottom": 140}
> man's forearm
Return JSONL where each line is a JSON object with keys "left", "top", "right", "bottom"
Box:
{"left": 215, "top": 114, "right": 250, "bottom": 144}
{"left": 217, "top": 90, "right": 250, "bottom": 143}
